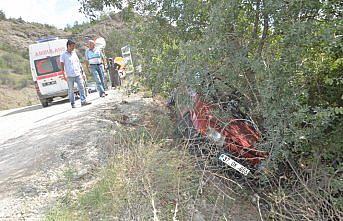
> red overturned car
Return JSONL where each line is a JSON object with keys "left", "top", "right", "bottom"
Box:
{"left": 169, "top": 85, "right": 268, "bottom": 176}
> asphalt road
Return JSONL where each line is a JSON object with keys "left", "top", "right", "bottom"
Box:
{"left": 0, "top": 90, "right": 121, "bottom": 219}
{"left": 0, "top": 92, "right": 105, "bottom": 145}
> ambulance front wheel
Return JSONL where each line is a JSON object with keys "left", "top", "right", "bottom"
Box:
{"left": 40, "top": 99, "right": 49, "bottom": 107}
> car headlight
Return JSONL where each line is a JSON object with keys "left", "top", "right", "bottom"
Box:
{"left": 206, "top": 127, "right": 225, "bottom": 147}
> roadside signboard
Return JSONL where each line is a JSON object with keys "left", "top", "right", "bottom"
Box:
{"left": 121, "top": 45, "right": 134, "bottom": 74}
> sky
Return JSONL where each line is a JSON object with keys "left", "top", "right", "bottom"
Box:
{"left": 0, "top": 0, "right": 89, "bottom": 29}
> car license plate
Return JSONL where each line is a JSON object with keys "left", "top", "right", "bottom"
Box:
{"left": 42, "top": 81, "right": 57, "bottom": 87}
{"left": 219, "top": 154, "right": 250, "bottom": 176}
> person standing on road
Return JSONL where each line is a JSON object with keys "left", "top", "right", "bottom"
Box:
{"left": 85, "top": 40, "right": 107, "bottom": 97}
{"left": 60, "top": 40, "right": 91, "bottom": 108}
{"left": 108, "top": 57, "right": 121, "bottom": 88}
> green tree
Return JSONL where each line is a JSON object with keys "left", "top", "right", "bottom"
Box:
{"left": 0, "top": 10, "right": 6, "bottom": 20}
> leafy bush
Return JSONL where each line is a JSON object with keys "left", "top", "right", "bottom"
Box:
{"left": 0, "top": 10, "right": 6, "bottom": 20}
{"left": 0, "top": 48, "right": 32, "bottom": 88}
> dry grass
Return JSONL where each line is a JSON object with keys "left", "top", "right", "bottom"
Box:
{"left": 0, "top": 85, "right": 39, "bottom": 110}
{"left": 263, "top": 159, "right": 343, "bottom": 221}
{"left": 46, "top": 94, "right": 261, "bottom": 221}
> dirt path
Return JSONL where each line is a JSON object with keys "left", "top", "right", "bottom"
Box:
{"left": 0, "top": 90, "right": 126, "bottom": 220}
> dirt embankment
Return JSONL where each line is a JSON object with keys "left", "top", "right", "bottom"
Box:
{"left": 45, "top": 91, "right": 263, "bottom": 220}
{"left": 0, "top": 89, "right": 263, "bottom": 220}
{"left": 0, "top": 85, "right": 39, "bottom": 110}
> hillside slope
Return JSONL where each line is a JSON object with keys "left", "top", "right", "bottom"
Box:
{"left": 0, "top": 19, "right": 69, "bottom": 52}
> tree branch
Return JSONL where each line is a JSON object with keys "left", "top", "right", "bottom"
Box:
{"left": 252, "top": 0, "right": 261, "bottom": 39}
{"left": 257, "top": 12, "right": 269, "bottom": 57}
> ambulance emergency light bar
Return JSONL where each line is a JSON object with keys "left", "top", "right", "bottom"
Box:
{"left": 36, "top": 36, "right": 59, "bottom": 43}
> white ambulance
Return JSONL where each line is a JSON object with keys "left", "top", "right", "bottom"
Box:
{"left": 29, "top": 37, "right": 69, "bottom": 107}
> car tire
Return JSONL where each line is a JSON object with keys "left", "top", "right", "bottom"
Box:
{"left": 177, "top": 112, "right": 205, "bottom": 154}
{"left": 40, "top": 99, "right": 48, "bottom": 107}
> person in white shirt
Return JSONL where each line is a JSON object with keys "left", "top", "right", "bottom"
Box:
{"left": 60, "top": 40, "right": 91, "bottom": 108}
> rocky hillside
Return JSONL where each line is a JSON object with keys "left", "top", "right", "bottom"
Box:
{"left": 81, "top": 13, "right": 125, "bottom": 38}
{"left": 0, "top": 19, "right": 70, "bottom": 52}
{"left": 0, "top": 13, "right": 125, "bottom": 53}
{"left": 65, "top": 12, "right": 127, "bottom": 57}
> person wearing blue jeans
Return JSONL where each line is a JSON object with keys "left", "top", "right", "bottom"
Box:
{"left": 85, "top": 40, "right": 107, "bottom": 97}
{"left": 60, "top": 40, "right": 91, "bottom": 108}
{"left": 67, "top": 76, "right": 87, "bottom": 107}
{"left": 89, "top": 63, "right": 106, "bottom": 97}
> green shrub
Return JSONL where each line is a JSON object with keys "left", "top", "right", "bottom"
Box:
{"left": 0, "top": 10, "right": 6, "bottom": 20}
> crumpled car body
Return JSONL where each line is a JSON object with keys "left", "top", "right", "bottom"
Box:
{"left": 174, "top": 90, "right": 268, "bottom": 167}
